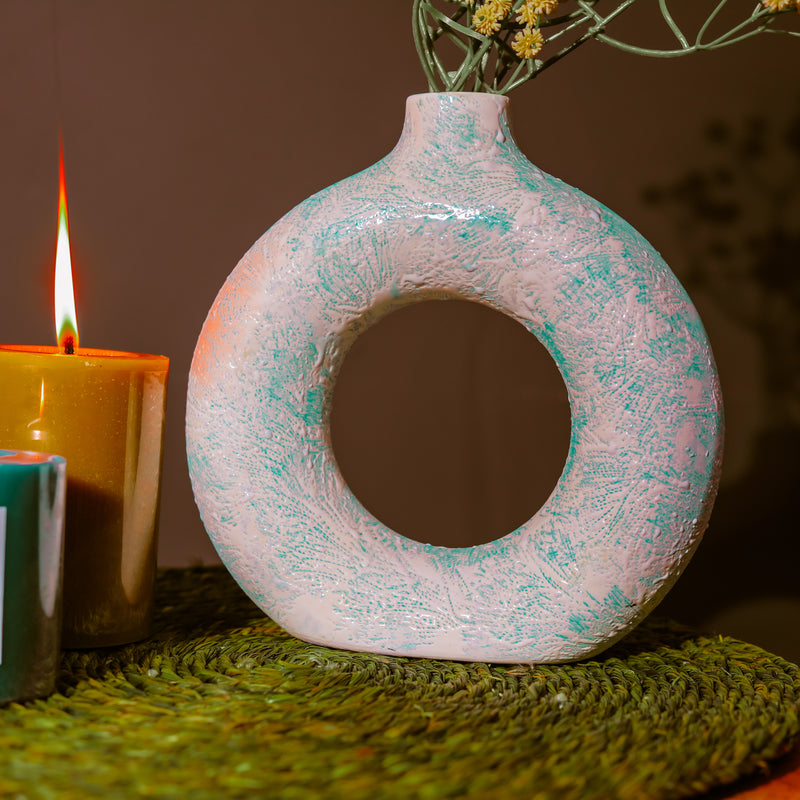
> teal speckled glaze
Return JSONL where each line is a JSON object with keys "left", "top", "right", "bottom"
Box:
{"left": 186, "top": 93, "right": 723, "bottom": 663}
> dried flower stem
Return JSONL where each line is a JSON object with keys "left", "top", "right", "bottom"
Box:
{"left": 413, "top": 0, "right": 798, "bottom": 95}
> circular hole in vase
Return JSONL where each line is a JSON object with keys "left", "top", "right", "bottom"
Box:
{"left": 329, "top": 299, "right": 571, "bottom": 548}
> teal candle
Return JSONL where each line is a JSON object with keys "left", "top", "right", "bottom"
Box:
{"left": 0, "top": 450, "right": 66, "bottom": 704}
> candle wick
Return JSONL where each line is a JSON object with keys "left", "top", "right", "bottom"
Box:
{"left": 63, "top": 337, "right": 74, "bottom": 355}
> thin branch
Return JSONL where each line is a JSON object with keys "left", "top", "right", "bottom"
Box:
{"left": 659, "top": 0, "right": 689, "bottom": 48}
{"left": 696, "top": 0, "right": 730, "bottom": 46}
{"left": 426, "top": 5, "right": 485, "bottom": 42}
{"left": 411, "top": 5, "right": 438, "bottom": 92}
{"left": 412, "top": 0, "right": 798, "bottom": 96}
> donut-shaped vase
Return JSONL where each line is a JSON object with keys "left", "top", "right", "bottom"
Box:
{"left": 186, "top": 93, "right": 723, "bottom": 663}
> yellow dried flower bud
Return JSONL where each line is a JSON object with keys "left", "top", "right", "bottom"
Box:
{"left": 472, "top": 3, "right": 503, "bottom": 34}
{"left": 512, "top": 26, "right": 545, "bottom": 58}
{"left": 517, "top": 0, "right": 558, "bottom": 25}
{"left": 490, "top": 0, "right": 514, "bottom": 15}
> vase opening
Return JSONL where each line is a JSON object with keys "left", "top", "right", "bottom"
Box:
{"left": 329, "top": 298, "right": 571, "bottom": 548}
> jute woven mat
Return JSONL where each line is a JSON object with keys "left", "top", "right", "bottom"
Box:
{"left": 1, "top": 566, "right": 797, "bottom": 799}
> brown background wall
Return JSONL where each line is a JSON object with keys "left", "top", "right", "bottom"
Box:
{"left": 1, "top": 2, "right": 797, "bottom": 660}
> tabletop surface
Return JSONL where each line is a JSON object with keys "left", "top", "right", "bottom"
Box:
{"left": 1, "top": 567, "right": 797, "bottom": 799}
{"left": 709, "top": 744, "right": 800, "bottom": 799}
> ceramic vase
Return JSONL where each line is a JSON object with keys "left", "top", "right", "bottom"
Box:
{"left": 186, "top": 93, "right": 723, "bottom": 663}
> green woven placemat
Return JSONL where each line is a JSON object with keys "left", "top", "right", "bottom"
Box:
{"left": 1, "top": 566, "right": 798, "bottom": 799}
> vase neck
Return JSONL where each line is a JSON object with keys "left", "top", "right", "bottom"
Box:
{"left": 392, "top": 93, "right": 515, "bottom": 165}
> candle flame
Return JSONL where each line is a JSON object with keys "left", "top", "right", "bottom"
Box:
{"left": 54, "top": 142, "right": 79, "bottom": 354}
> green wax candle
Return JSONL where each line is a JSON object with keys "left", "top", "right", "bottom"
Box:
{"left": 0, "top": 450, "right": 66, "bottom": 704}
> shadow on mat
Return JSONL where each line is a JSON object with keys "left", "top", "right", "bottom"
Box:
{"left": 150, "top": 566, "right": 704, "bottom": 666}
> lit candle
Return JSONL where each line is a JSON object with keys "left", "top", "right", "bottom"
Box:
{"left": 0, "top": 149, "right": 169, "bottom": 648}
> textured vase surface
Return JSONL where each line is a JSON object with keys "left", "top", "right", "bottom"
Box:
{"left": 186, "top": 93, "right": 723, "bottom": 663}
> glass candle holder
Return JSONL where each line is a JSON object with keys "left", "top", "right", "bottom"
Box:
{"left": 0, "top": 346, "right": 169, "bottom": 648}
{"left": 0, "top": 450, "right": 66, "bottom": 703}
